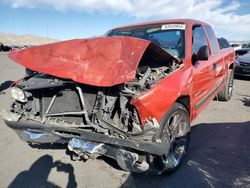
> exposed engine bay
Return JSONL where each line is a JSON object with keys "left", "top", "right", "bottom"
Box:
{"left": 9, "top": 59, "right": 182, "bottom": 137}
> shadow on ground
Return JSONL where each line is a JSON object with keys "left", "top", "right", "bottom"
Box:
{"left": 8, "top": 155, "right": 77, "bottom": 188}
{"left": 240, "top": 97, "right": 250, "bottom": 107}
{"left": 0, "top": 80, "right": 13, "bottom": 92}
{"left": 234, "top": 75, "right": 250, "bottom": 81}
{"left": 28, "top": 143, "right": 67, "bottom": 150}
{"left": 122, "top": 121, "right": 250, "bottom": 188}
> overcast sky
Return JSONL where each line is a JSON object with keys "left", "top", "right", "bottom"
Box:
{"left": 0, "top": 0, "right": 250, "bottom": 40}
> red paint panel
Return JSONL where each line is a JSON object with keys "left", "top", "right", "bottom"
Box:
{"left": 131, "top": 67, "right": 192, "bottom": 124}
{"left": 9, "top": 37, "right": 152, "bottom": 86}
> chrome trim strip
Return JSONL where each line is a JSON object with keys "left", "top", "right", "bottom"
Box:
{"left": 195, "top": 78, "right": 225, "bottom": 110}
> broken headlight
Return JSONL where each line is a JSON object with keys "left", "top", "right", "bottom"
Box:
{"left": 11, "top": 87, "right": 27, "bottom": 102}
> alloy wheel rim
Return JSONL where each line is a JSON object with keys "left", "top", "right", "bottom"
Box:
{"left": 161, "top": 111, "right": 189, "bottom": 169}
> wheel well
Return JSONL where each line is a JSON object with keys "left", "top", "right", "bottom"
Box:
{"left": 229, "top": 63, "right": 234, "bottom": 69}
{"left": 176, "top": 96, "right": 190, "bottom": 114}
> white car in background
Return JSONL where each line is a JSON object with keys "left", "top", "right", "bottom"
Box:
{"left": 231, "top": 43, "right": 242, "bottom": 51}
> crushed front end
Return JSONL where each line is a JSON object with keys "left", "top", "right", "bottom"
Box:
{"left": 2, "top": 36, "right": 184, "bottom": 173}
{"left": 2, "top": 72, "right": 174, "bottom": 173}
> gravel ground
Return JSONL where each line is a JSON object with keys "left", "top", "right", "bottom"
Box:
{"left": 0, "top": 51, "right": 249, "bottom": 188}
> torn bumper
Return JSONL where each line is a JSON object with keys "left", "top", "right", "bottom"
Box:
{"left": 3, "top": 111, "right": 170, "bottom": 157}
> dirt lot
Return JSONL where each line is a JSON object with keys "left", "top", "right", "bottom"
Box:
{"left": 0, "top": 51, "right": 250, "bottom": 188}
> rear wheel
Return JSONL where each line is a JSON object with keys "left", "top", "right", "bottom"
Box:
{"left": 154, "top": 102, "right": 190, "bottom": 175}
{"left": 218, "top": 69, "right": 234, "bottom": 101}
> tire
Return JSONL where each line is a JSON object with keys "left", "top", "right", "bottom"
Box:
{"left": 154, "top": 102, "right": 190, "bottom": 175}
{"left": 218, "top": 68, "right": 234, "bottom": 101}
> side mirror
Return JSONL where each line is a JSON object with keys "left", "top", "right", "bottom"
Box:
{"left": 196, "top": 45, "right": 209, "bottom": 61}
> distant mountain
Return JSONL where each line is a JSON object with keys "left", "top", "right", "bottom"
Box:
{"left": 0, "top": 33, "right": 59, "bottom": 46}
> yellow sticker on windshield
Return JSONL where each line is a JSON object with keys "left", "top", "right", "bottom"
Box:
{"left": 161, "top": 24, "right": 185, "bottom": 30}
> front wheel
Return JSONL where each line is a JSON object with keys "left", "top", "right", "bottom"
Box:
{"left": 154, "top": 102, "right": 190, "bottom": 175}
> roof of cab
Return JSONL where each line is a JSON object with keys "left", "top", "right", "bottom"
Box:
{"left": 113, "top": 19, "right": 210, "bottom": 30}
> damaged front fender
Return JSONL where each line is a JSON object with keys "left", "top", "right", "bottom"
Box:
{"left": 131, "top": 66, "right": 193, "bottom": 124}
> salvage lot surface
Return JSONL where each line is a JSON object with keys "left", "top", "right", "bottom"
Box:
{"left": 0, "top": 52, "right": 250, "bottom": 188}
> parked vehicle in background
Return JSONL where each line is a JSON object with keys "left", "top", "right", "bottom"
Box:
{"left": 2, "top": 19, "right": 235, "bottom": 175}
{"left": 231, "top": 43, "right": 242, "bottom": 51}
{"left": 235, "top": 43, "right": 250, "bottom": 76}
{"left": 235, "top": 43, "right": 250, "bottom": 57}
{"left": 235, "top": 47, "right": 250, "bottom": 77}
{"left": 0, "top": 42, "right": 12, "bottom": 52}
{"left": 242, "top": 43, "right": 250, "bottom": 48}
{"left": 0, "top": 43, "right": 31, "bottom": 52}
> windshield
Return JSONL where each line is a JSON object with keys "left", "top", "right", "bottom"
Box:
{"left": 107, "top": 23, "right": 186, "bottom": 58}
{"left": 243, "top": 43, "right": 250, "bottom": 48}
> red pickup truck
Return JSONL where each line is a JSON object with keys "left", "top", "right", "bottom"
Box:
{"left": 2, "top": 19, "right": 235, "bottom": 174}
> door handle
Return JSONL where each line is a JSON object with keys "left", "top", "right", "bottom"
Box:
{"left": 212, "top": 63, "right": 217, "bottom": 70}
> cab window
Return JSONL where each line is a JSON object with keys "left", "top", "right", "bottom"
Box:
{"left": 192, "top": 25, "right": 208, "bottom": 57}
{"left": 204, "top": 26, "right": 220, "bottom": 54}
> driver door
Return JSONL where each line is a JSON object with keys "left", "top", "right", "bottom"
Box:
{"left": 191, "top": 25, "right": 214, "bottom": 117}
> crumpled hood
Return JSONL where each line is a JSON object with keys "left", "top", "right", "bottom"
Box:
{"left": 9, "top": 36, "right": 177, "bottom": 86}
